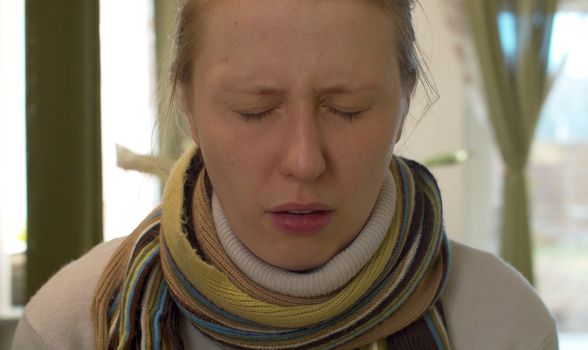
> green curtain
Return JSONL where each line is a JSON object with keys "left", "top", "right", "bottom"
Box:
{"left": 25, "top": 0, "right": 102, "bottom": 299}
{"left": 465, "top": 0, "right": 557, "bottom": 284}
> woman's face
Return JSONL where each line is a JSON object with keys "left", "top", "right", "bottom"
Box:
{"left": 188, "top": 0, "right": 408, "bottom": 271}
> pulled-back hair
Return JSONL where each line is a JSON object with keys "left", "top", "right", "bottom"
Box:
{"left": 167, "top": 0, "right": 433, "bottom": 118}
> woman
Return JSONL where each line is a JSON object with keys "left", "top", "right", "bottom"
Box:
{"left": 13, "top": 0, "right": 557, "bottom": 349}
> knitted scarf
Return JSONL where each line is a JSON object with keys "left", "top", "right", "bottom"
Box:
{"left": 93, "top": 146, "right": 452, "bottom": 350}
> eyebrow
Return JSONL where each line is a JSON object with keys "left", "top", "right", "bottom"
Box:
{"left": 219, "top": 83, "right": 383, "bottom": 96}
{"left": 316, "top": 83, "right": 384, "bottom": 94}
{"left": 223, "top": 86, "right": 285, "bottom": 96}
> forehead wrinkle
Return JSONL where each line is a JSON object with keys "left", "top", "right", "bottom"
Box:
{"left": 201, "top": 0, "right": 397, "bottom": 54}
{"left": 196, "top": 0, "right": 401, "bottom": 102}
{"left": 218, "top": 81, "right": 384, "bottom": 94}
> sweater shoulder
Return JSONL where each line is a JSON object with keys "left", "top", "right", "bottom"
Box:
{"left": 442, "top": 240, "right": 557, "bottom": 350}
{"left": 13, "top": 237, "right": 125, "bottom": 349}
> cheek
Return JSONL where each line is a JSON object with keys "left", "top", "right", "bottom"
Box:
{"left": 193, "top": 113, "right": 240, "bottom": 185}
{"left": 341, "top": 116, "right": 399, "bottom": 166}
{"left": 195, "top": 113, "right": 273, "bottom": 202}
{"left": 324, "top": 123, "right": 395, "bottom": 216}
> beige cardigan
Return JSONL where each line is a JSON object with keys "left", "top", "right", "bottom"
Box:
{"left": 12, "top": 239, "right": 557, "bottom": 350}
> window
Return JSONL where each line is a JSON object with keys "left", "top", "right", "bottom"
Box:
{"left": 494, "top": 9, "right": 588, "bottom": 347}
{"left": 0, "top": 0, "right": 26, "bottom": 317}
{"left": 0, "top": 0, "right": 161, "bottom": 317}
{"left": 100, "top": 0, "right": 160, "bottom": 241}
{"left": 531, "top": 11, "right": 588, "bottom": 340}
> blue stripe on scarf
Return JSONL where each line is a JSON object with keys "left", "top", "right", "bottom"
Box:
{"left": 152, "top": 283, "right": 169, "bottom": 350}
{"left": 160, "top": 157, "right": 435, "bottom": 345}
{"left": 424, "top": 310, "right": 446, "bottom": 350}
{"left": 122, "top": 244, "right": 160, "bottom": 339}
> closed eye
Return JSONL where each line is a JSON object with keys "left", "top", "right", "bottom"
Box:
{"left": 326, "top": 106, "right": 364, "bottom": 120}
{"left": 239, "top": 106, "right": 365, "bottom": 121}
{"left": 239, "top": 109, "right": 274, "bottom": 122}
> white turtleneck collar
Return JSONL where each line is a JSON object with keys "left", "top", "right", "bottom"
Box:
{"left": 212, "top": 170, "right": 396, "bottom": 298}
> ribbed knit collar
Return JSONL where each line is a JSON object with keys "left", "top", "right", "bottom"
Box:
{"left": 212, "top": 170, "right": 396, "bottom": 298}
{"left": 94, "top": 146, "right": 452, "bottom": 350}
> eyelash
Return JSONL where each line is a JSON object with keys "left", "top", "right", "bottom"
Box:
{"left": 326, "top": 107, "right": 363, "bottom": 120}
{"left": 239, "top": 107, "right": 363, "bottom": 121}
{"left": 239, "top": 110, "right": 274, "bottom": 122}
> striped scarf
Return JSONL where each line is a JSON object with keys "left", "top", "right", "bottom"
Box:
{"left": 93, "top": 146, "right": 452, "bottom": 350}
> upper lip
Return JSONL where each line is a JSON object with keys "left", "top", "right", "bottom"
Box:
{"left": 269, "top": 202, "right": 333, "bottom": 213}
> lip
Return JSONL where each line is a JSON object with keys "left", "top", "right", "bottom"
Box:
{"left": 268, "top": 202, "right": 334, "bottom": 235}
{"left": 270, "top": 202, "right": 333, "bottom": 213}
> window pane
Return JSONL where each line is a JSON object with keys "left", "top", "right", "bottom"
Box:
{"left": 100, "top": 0, "right": 160, "bottom": 241}
{"left": 532, "top": 11, "right": 588, "bottom": 337}
{"left": 0, "top": 0, "right": 26, "bottom": 315}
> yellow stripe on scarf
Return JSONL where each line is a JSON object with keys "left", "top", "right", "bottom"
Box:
{"left": 160, "top": 145, "right": 410, "bottom": 328}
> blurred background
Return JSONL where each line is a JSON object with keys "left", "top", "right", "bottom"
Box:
{"left": 0, "top": 0, "right": 587, "bottom": 348}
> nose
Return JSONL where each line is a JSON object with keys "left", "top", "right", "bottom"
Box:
{"left": 279, "top": 109, "right": 327, "bottom": 182}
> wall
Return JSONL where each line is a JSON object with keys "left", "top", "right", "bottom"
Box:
{"left": 397, "top": 0, "right": 467, "bottom": 241}
{"left": 398, "top": 0, "right": 499, "bottom": 249}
